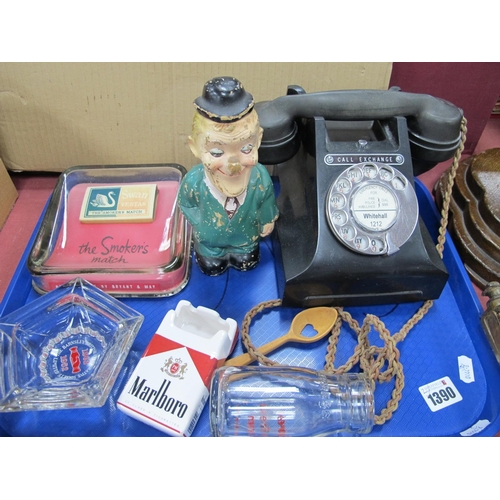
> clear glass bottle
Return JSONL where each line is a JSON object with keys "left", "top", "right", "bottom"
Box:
{"left": 481, "top": 281, "right": 500, "bottom": 364}
{"left": 209, "top": 365, "right": 374, "bottom": 437}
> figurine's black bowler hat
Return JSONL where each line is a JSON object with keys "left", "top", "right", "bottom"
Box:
{"left": 194, "top": 77, "right": 254, "bottom": 123}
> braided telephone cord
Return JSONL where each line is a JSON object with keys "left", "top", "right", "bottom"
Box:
{"left": 239, "top": 117, "right": 468, "bottom": 426}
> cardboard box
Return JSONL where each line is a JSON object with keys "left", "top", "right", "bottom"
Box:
{"left": 0, "top": 62, "right": 392, "bottom": 173}
{"left": 0, "top": 157, "right": 18, "bottom": 229}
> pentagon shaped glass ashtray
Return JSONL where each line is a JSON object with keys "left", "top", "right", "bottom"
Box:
{"left": 0, "top": 278, "right": 144, "bottom": 412}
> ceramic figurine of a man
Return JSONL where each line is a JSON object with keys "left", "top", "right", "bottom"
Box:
{"left": 178, "top": 77, "right": 279, "bottom": 276}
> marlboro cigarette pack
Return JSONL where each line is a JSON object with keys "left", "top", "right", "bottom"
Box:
{"left": 117, "top": 300, "right": 238, "bottom": 436}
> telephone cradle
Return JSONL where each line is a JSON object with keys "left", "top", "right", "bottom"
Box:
{"left": 256, "top": 87, "right": 464, "bottom": 307}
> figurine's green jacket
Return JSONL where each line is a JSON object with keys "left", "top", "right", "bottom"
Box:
{"left": 178, "top": 163, "right": 279, "bottom": 258}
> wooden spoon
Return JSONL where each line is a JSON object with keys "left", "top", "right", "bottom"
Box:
{"left": 225, "top": 307, "right": 338, "bottom": 366}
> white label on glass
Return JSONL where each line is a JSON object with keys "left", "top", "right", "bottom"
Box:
{"left": 460, "top": 419, "right": 491, "bottom": 437}
{"left": 458, "top": 355, "right": 475, "bottom": 384}
{"left": 418, "top": 376, "right": 463, "bottom": 412}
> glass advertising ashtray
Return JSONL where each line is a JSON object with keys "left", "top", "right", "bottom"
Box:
{"left": 28, "top": 164, "right": 192, "bottom": 297}
{"left": 0, "top": 278, "right": 144, "bottom": 412}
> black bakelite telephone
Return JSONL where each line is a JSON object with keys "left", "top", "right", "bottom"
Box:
{"left": 255, "top": 86, "right": 464, "bottom": 307}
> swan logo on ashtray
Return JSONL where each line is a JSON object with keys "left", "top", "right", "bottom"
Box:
{"left": 39, "top": 327, "right": 107, "bottom": 383}
{"left": 161, "top": 356, "right": 188, "bottom": 380}
{"left": 79, "top": 184, "right": 158, "bottom": 223}
{"left": 88, "top": 188, "right": 119, "bottom": 211}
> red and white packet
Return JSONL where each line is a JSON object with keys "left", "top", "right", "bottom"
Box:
{"left": 117, "top": 300, "right": 238, "bottom": 436}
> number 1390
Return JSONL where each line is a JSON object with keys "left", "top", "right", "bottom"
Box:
{"left": 419, "top": 376, "right": 463, "bottom": 412}
{"left": 427, "top": 387, "right": 456, "bottom": 407}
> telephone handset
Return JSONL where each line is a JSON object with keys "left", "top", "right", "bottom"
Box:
{"left": 255, "top": 87, "right": 463, "bottom": 308}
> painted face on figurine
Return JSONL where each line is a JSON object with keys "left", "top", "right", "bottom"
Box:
{"left": 188, "top": 110, "right": 263, "bottom": 198}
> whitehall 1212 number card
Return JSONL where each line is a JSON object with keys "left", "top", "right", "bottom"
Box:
{"left": 418, "top": 376, "right": 463, "bottom": 412}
